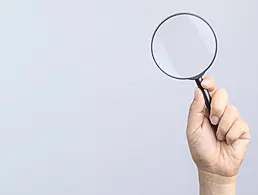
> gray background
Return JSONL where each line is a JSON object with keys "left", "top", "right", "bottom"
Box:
{"left": 0, "top": 0, "right": 257, "bottom": 194}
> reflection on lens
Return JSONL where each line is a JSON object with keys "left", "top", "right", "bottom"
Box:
{"left": 151, "top": 13, "right": 217, "bottom": 79}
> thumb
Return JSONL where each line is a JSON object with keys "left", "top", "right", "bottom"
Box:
{"left": 187, "top": 88, "right": 206, "bottom": 133}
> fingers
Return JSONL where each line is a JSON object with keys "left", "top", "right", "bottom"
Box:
{"left": 216, "top": 105, "right": 239, "bottom": 141}
{"left": 210, "top": 88, "right": 228, "bottom": 125}
{"left": 201, "top": 76, "right": 217, "bottom": 96}
{"left": 196, "top": 76, "right": 251, "bottom": 146}
{"left": 226, "top": 118, "right": 250, "bottom": 145}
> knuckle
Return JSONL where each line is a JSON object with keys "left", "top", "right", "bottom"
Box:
{"left": 242, "top": 119, "right": 249, "bottom": 129}
{"left": 239, "top": 118, "right": 251, "bottom": 138}
{"left": 216, "top": 88, "right": 229, "bottom": 99}
{"left": 219, "top": 88, "right": 228, "bottom": 95}
{"left": 226, "top": 104, "right": 236, "bottom": 111}
{"left": 246, "top": 124, "right": 251, "bottom": 134}
{"left": 226, "top": 104, "right": 239, "bottom": 116}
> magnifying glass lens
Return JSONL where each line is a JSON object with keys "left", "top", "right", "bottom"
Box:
{"left": 151, "top": 14, "right": 217, "bottom": 79}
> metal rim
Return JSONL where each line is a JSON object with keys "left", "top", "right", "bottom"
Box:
{"left": 150, "top": 12, "right": 218, "bottom": 80}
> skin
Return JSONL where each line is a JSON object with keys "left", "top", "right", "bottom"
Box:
{"left": 186, "top": 77, "right": 251, "bottom": 195}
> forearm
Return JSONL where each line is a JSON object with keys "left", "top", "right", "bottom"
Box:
{"left": 198, "top": 170, "right": 237, "bottom": 195}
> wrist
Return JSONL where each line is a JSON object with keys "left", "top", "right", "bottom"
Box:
{"left": 198, "top": 170, "right": 238, "bottom": 184}
{"left": 198, "top": 170, "right": 237, "bottom": 195}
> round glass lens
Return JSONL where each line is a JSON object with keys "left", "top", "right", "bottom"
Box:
{"left": 151, "top": 13, "right": 217, "bottom": 79}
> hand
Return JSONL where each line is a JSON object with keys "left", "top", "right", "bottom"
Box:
{"left": 186, "top": 77, "right": 251, "bottom": 179}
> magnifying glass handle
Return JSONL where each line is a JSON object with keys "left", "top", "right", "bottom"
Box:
{"left": 195, "top": 77, "right": 211, "bottom": 113}
{"left": 195, "top": 77, "right": 218, "bottom": 131}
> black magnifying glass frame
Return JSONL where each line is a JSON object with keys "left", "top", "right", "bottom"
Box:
{"left": 150, "top": 12, "right": 218, "bottom": 113}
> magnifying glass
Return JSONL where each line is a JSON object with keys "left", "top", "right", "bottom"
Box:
{"left": 151, "top": 13, "right": 218, "bottom": 113}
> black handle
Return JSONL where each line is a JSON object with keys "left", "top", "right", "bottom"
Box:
{"left": 195, "top": 77, "right": 212, "bottom": 113}
{"left": 195, "top": 77, "right": 217, "bottom": 131}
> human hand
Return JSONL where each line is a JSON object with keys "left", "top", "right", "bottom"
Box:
{"left": 186, "top": 77, "right": 251, "bottom": 179}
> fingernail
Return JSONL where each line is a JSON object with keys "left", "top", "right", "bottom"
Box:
{"left": 202, "top": 79, "right": 210, "bottom": 86}
{"left": 211, "top": 116, "right": 219, "bottom": 125}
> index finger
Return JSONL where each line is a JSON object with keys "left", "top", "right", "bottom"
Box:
{"left": 201, "top": 76, "right": 217, "bottom": 96}
{"left": 210, "top": 88, "right": 228, "bottom": 125}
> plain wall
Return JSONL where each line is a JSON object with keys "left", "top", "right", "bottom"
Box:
{"left": 0, "top": 0, "right": 257, "bottom": 194}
